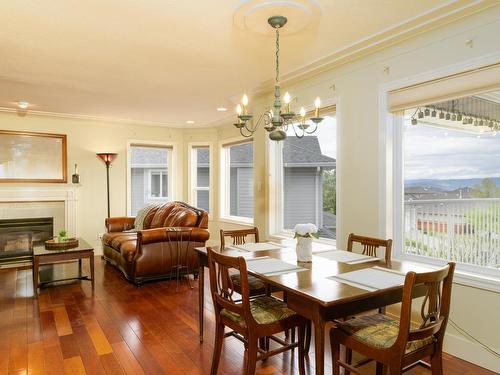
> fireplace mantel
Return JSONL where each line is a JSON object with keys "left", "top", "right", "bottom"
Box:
{"left": 0, "top": 185, "right": 79, "bottom": 236}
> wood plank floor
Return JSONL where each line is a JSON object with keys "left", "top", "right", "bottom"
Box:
{"left": 0, "top": 257, "right": 496, "bottom": 375}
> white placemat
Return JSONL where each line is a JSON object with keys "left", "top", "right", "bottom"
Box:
{"left": 232, "top": 242, "right": 284, "bottom": 252}
{"left": 316, "top": 250, "right": 377, "bottom": 264}
{"left": 246, "top": 256, "right": 306, "bottom": 276}
{"left": 328, "top": 266, "right": 406, "bottom": 291}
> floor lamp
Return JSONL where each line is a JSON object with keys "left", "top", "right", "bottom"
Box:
{"left": 97, "top": 153, "right": 118, "bottom": 218}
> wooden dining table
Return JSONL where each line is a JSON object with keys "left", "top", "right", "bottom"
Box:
{"left": 195, "top": 241, "right": 432, "bottom": 375}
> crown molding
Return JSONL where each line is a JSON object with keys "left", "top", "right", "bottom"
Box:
{"left": 252, "top": 0, "right": 499, "bottom": 95}
{"left": 0, "top": 106, "right": 218, "bottom": 129}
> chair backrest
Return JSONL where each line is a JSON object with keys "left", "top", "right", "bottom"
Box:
{"left": 347, "top": 233, "right": 393, "bottom": 263}
{"left": 220, "top": 227, "right": 260, "bottom": 249}
{"left": 396, "top": 262, "right": 455, "bottom": 351}
{"left": 207, "top": 247, "right": 253, "bottom": 325}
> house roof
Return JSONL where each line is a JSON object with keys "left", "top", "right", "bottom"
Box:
{"left": 130, "top": 147, "right": 168, "bottom": 166}
{"left": 283, "top": 137, "right": 336, "bottom": 167}
{"left": 228, "top": 137, "right": 336, "bottom": 168}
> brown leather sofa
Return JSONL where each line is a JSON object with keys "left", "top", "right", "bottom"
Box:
{"left": 102, "top": 201, "right": 210, "bottom": 285}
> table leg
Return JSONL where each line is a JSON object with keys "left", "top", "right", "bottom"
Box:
{"left": 32, "top": 256, "right": 39, "bottom": 296}
{"left": 314, "top": 318, "right": 326, "bottom": 375}
{"left": 198, "top": 263, "right": 204, "bottom": 342}
{"left": 78, "top": 258, "right": 82, "bottom": 274}
{"left": 90, "top": 254, "right": 95, "bottom": 289}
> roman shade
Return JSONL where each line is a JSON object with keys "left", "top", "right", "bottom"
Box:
{"left": 388, "top": 62, "right": 500, "bottom": 112}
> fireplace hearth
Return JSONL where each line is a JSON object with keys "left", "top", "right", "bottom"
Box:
{"left": 0, "top": 217, "right": 53, "bottom": 265}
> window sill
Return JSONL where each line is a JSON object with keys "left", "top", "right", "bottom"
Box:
{"left": 218, "top": 216, "right": 254, "bottom": 226}
{"left": 269, "top": 232, "right": 337, "bottom": 246}
{"left": 394, "top": 254, "right": 500, "bottom": 294}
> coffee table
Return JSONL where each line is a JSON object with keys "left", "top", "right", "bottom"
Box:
{"left": 32, "top": 238, "right": 94, "bottom": 294}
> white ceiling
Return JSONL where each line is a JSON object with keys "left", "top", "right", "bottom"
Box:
{"left": 0, "top": 0, "right": 485, "bottom": 127}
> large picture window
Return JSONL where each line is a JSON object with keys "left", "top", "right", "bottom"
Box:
{"left": 220, "top": 141, "right": 254, "bottom": 221}
{"left": 189, "top": 145, "right": 211, "bottom": 213}
{"left": 129, "top": 144, "right": 173, "bottom": 215}
{"left": 401, "top": 92, "right": 500, "bottom": 273}
{"left": 271, "top": 112, "right": 337, "bottom": 239}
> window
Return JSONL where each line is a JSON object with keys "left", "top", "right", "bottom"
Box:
{"left": 129, "top": 144, "right": 173, "bottom": 215}
{"left": 220, "top": 140, "right": 253, "bottom": 221}
{"left": 149, "top": 170, "right": 167, "bottom": 199}
{"left": 400, "top": 92, "right": 500, "bottom": 274}
{"left": 189, "top": 145, "right": 211, "bottom": 212}
{"left": 271, "top": 112, "right": 337, "bottom": 239}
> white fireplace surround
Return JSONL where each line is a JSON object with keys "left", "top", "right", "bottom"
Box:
{"left": 0, "top": 185, "right": 78, "bottom": 237}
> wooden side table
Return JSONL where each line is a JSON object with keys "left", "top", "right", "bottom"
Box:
{"left": 32, "top": 238, "right": 94, "bottom": 295}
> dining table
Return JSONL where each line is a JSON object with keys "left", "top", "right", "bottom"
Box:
{"left": 195, "top": 240, "right": 432, "bottom": 375}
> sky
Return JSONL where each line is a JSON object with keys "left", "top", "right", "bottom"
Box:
{"left": 404, "top": 121, "right": 500, "bottom": 181}
{"left": 286, "top": 114, "right": 337, "bottom": 158}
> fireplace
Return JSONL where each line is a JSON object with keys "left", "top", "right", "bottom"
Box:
{"left": 0, "top": 217, "right": 53, "bottom": 265}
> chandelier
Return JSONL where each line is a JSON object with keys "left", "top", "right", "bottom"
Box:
{"left": 233, "top": 16, "right": 324, "bottom": 141}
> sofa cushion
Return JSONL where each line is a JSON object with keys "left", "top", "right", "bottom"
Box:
{"left": 149, "top": 202, "right": 177, "bottom": 228}
{"left": 102, "top": 232, "right": 128, "bottom": 247}
{"left": 111, "top": 233, "right": 138, "bottom": 250}
{"left": 134, "top": 203, "right": 158, "bottom": 231}
{"left": 163, "top": 205, "right": 198, "bottom": 227}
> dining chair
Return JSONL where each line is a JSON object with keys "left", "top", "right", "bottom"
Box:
{"left": 303, "top": 234, "right": 394, "bottom": 354}
{"left": 330, "top": 262, "right": 455, "bottom": 375}
{"left": 207, "top": 247, "right": 307, "bottom": 375}
{"left": 347, "top": 233, "right": 393, "bottom": 263}
{"left": 220, "top": 228, "right": 268, "bottom": 296}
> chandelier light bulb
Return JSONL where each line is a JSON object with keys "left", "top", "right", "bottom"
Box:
{"left": 236, "top": 104, "right": 242, "bottom": 116}
{"left": 300, "top": 107, "right": 306, "bottom": 118}
{"left": 284, "top": 92, "right": 291, "bottom": 104}
{"left": 314, "top": 97, "right": 321, "bottom": 117}
{"left": 242, "top": 94, "right": 249, "bottom": 106}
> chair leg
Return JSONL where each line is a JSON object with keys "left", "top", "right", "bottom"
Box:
{"left": 304, "top": 320, "right": 312, "bottom": 354}
{"left": 210, "top": 322, "right": 225, "bottom": 375}
{"left": 330, "top": 333, "right": 340, "bottom": 375}
{"left": 298, "top": 324, "right": 306, "bottom": 375}
{"left": 345, "top": 348, "right": 352, "bottom": 375}
{"left": 245, "top": 338, "right": 259, "bottom": 375}
{"left": 430, "top": 350, "right": 444, "bottom": 375}
{"left": 388, "top": 360, "right": 402, "bottom": 375}
{"left": 375, "top": 362, "right": 384, "bottom": 375}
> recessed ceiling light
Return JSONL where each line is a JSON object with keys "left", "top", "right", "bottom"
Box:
{"left": 186, "top": 120, "right": 195, "bottom": 124}
{"left": 17, "top": 101, "right": 29, "bottom": 109}
{"left": 217, "top": 107, "right": 227, "bottom": 112}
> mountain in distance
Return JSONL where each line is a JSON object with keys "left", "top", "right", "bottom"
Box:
{"left": 405, "top": 177, "right": 500, "bottom": 191}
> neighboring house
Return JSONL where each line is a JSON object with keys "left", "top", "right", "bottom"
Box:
{"left": 405, "top": 186, "right": 474, "bottom": 201}
{"left": 228, "top": 137, "right": 336, "bottom": 236}
{"left": 282, "top": 137, "right": 336, "bottom": 233}
{"left": 130, "top": 147, "right": 169, "bottom": 215}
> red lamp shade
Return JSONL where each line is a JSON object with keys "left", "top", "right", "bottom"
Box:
{"left": 96, "top": 153, "right": 118, "bottom": 164}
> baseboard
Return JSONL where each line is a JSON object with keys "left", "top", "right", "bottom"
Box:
{"left": 443, "top": 331, "right": 500, "bottom": 373}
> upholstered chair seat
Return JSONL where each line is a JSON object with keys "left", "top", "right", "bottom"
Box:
{"left": 336, "top": 314, "right": 435, "bottom": 353}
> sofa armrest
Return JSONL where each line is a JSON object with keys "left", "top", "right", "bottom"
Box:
{"left": 137, "top": 227, "right": 210, "bottom": 245}
{"left": 105, "top": 217, "right": 135, "bottom": 233}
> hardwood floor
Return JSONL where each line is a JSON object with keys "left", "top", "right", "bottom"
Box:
{"left": 0, "top": 257, "right": 496, "bottom": 375}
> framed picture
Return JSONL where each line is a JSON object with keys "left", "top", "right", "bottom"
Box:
{"left": 0, "top": 130, "right": 67, "bottom": 183}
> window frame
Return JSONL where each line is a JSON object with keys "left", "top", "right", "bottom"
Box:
{"left": 126, "top": 140, "right": 178, "bottom": 216}
{"left": 219, "top": 137, "right": 254, "bottom": 225}
{"left": 269, "top": 104, "right": 339, "bottom": 243}
{"left": 378, "top": 57, "right": 500, "bottom": 292}
{"left": 147, "top": 169, "right": 168, "bottom": 200}
{"left": 187, "top": 142, "right": 213, "bottom": 214}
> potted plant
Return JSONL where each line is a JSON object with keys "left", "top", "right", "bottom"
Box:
{"left": 294, "top": 223, "right": 319, "bottom": 262}
{"left": 58, "top": 229, "right": 67, "bottom": 242}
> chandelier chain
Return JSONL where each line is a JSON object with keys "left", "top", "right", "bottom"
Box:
{"left": 275, "top": 27, "right": 280, "bottom": 85}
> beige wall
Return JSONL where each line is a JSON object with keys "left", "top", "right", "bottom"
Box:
{"left": 225, "top": 5, "right": 500, "bottom": 372}
{"left": 0, "top": 5, "right": 499, "bottom": 371}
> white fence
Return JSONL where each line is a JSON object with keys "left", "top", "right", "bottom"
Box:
{"left": 404, "top": 198, "right": 500, "bottom": 268}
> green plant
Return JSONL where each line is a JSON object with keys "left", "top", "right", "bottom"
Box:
{"left": 58, "top": 229, "right": 67, "bottom": 238}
